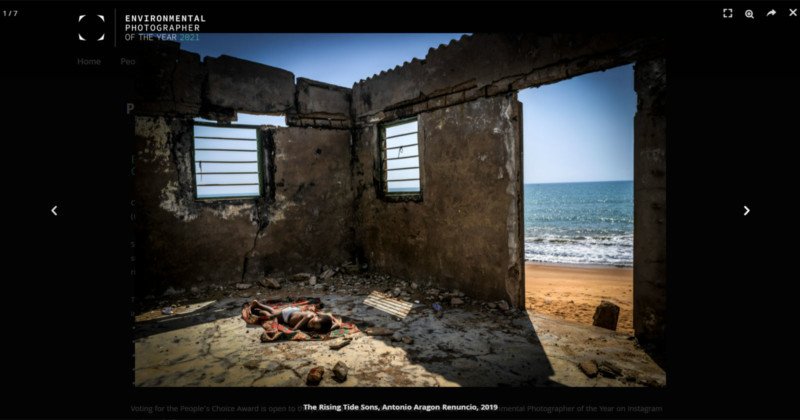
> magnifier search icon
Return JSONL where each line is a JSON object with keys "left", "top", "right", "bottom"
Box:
{"left": 745, "top": 9, "right": 754, "bottom": 19}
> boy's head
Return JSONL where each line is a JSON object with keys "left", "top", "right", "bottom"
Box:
{"left": 308, "top": 314, "right": 334, "bottom": 332}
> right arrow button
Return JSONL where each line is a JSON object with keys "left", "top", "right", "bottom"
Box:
{"left": 744, "top": 206, "right": 750, "bottom": 216}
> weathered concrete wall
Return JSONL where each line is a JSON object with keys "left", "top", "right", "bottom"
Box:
{"left": 133, "top": 117, "right": 354, "bottom": 295}
{"left": 133, "top": 117, "right": 258, "bottom": 294}
{"left": 131, "top": 43, "right": 357, "bottom": 297}
{"left": 243, "top": 127, "right": 355, "bottom": 279}
{"left": 132, "top": 42, "right": 205, "bottom": 116}
{"left": 291, "top": 78, "right": 352, "bottom": 128}
{"left": 352, "top": 33, "right": 664, "bottom": 125}
{"left": 130, "top": 42, "right": 352, "bottom": 129}
{"left": 353, "top": 94, "right": 524, "bottom": 306}
{"left": 205, "top": 55, "right": 295, "bottom": 115}
{"left": 633, "top": 58, "right": 666, "bottom": 345}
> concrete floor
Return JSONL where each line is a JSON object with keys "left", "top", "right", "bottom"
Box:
{"left": 135, "top": 286, "right": 665, "bottom": 387}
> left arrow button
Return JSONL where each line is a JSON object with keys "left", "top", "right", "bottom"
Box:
{"left": 51, "top": 205, "right": 58, "bottom": 216}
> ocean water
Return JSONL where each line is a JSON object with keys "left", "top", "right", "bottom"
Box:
{"left": 524, "top": 181, "right": 633, "bottom": 267}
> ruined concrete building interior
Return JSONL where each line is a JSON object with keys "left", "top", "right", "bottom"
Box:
{"left": 133, "top": 33, "right": 666, "bottom": 387}
{"left": 3, "top": 0, "right": 799, "bottom": 415}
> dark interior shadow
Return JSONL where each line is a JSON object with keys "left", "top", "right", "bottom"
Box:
{"left": 640, "top": 338, "right": 667, "bottom": 371}
{"left": 134, "top": 295, "right": 340, "bottom": 341}
{"left": 346, "top": 307, "right": 563, "bottom": 387}
{"left": 133, "top": 298, "right": 245, "bottom": 340}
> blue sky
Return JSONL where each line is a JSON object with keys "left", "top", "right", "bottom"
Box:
{"left": 520, "top": 65, "right": 634, "bottom": 184}
{"left": 181, "top": 34, "right": 466, "bottom": 88}
{"left": 181, "top": 34, "right": 634, "bottom": 184}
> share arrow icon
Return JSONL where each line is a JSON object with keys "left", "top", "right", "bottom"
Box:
{"left": 743, "top": 206, "right": 750, "bottom": 216}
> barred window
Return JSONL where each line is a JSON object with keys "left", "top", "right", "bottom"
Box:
{"left": 192, "top": 121, "right": 264, "bottom": 199}
{"left": 380, "top": 118, "right": 421, "bottom": 196}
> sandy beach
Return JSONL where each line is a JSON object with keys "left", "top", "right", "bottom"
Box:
{"left": 525, "top": 262, "right": 633, "bottom": 335}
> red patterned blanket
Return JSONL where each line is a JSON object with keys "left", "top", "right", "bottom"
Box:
{"left": 241, "top": 297, "right": 359, "bottom": 342}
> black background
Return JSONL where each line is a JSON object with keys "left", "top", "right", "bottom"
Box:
{"left": 1, "top": 1, "right": 797, "bottom": 418}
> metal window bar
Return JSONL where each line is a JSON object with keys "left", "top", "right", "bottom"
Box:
{"left": 383, "top": 142, "right": 418, "bottom": 151}
{"left": 196, "top": 183, "right": 260, "bottom": 187}
{"left": 385, "top": 155, "right": 419, "bottom": 161}
{"left": 194, "top": 148, "right": 257, "bottom": 152}
{"left": 385, "top": 131, "right": 418, "bottom": 140}
{"left": 193, "top": 136, "right": 257, "bottom": 141}
{"left": 195, "top": 160, "right": 258, "bottom": 164}
{"left": 196, "top": 172, "right": 259, "bottom": 175}
{"left": 385, "top": 166, "right": 419, "bottom": 172}
{"left": 385, "top": 178, "right": 420, "bottom": 182}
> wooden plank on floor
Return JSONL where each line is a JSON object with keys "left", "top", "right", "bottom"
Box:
{"left": 363, "top": 291, "right": 413, "bottom": 318}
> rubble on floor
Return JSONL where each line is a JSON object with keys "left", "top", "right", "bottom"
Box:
{"left": 578, "top": 360, "right": 598, "bottom": 378}
{"left": 134, "top": 272, "right": 666, "bottom": 387}
{"left": 306, "top": 366, "right": 324, "bottom": 386}
{"left": 139, "top": 263, "right": 523, "bottom": 318}
{"left": 593, "top": 300, "right": 621, "bottom": 331}
{"left": 332, "top": 361, "right": 348, "bottom": 382}
{"left": 259, "top": 277, "right": 281, "bottom": 289}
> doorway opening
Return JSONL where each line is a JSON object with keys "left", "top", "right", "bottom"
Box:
{"left": 519, "top": 65, "right": 636, "bottom": 334}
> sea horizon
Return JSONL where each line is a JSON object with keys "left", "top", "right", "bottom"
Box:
{"left": 524, "top": 179, "right": 633, "bottom": 186}
{"left": 524, "top": 180, "right": 633, "bottom": 267}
